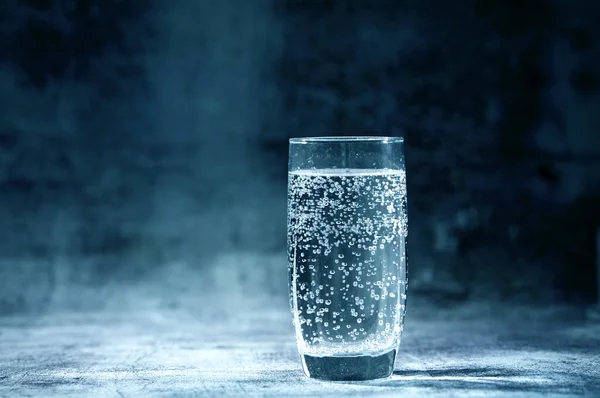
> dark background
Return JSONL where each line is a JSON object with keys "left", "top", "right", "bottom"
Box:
{"left": 1, "top": 0, "right": 599, "bottom": 317}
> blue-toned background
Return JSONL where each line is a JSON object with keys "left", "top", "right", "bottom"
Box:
{"left": 1, "top": 0, "right": 599, "bottom": 316}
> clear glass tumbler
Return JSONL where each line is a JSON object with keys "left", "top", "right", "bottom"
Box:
{"left": 287, "top": 136, "right": 408, "bottom": 381}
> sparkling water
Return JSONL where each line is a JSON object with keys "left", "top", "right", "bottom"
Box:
{"left": 287, "top": 168, "right": 407, "bottom": 357}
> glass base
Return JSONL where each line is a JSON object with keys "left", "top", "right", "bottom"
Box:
{"left": 301, "top": 349, "right": 396, "bottom": 381}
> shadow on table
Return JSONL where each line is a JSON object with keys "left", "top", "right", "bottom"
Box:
{"left": 357, "top": 367, "right": 563, "bottom": 394}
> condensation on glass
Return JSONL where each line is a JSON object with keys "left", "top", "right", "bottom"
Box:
{"left": 287, "top": 136, "right": 408, "bottom": 381}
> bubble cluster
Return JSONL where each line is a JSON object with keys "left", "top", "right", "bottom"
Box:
{"left": 287, "top": 168, "right": 408, "bottom": 356}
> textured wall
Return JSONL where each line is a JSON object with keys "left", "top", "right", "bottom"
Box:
{"left": 277, "top": 0, "right": 600, "bottom": 304}
{"left": 0, "top": 0, "right": 599, "bottom": 315}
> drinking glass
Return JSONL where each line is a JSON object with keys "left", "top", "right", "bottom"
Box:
{"left": 287, "top": 136, "right": 408, "bottom": 381}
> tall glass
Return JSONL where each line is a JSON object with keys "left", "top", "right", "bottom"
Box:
{"left": 287, "top": 136, "right": 408, "bottom": 381}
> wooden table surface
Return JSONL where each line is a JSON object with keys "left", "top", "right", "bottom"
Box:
{"left": 1, "top": 305, "right": 599, "bottom": 397}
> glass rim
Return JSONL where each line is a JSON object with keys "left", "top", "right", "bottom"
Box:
{"left": 289, "top": 136, "right": 404, "bottom": 144}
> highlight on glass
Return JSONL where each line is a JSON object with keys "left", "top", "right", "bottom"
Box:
{"left": 287, "top": 136, "right": 408, "bottom": 381}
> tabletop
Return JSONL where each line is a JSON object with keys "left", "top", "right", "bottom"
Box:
{"left": 1, "top": 304, "right": 599, "bottom": 397}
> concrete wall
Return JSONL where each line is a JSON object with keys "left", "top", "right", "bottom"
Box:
{"left": 0, "top": 0, "right": 598, "bottom": 314}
